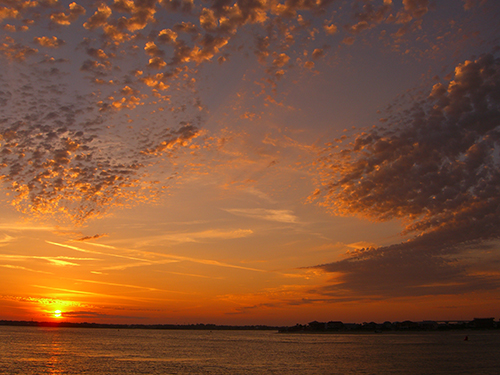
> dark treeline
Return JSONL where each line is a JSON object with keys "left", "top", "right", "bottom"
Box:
{"left": 0, "top": 320, "right": 281, "bottom": 330}
{"left": 1, "top": 318, "right": 498, "bottom": 332}
{"left": 279, "top": 318, "right": 499, "bottom": 333}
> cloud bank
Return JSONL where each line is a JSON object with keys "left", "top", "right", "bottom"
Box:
{"left": 310, "top": 52, "right": 500, "bottom": 298}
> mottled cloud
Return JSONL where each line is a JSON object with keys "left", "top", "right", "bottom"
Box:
{"left": 1, "top": 0, "right": 443, "bottom": 88}
{"left": 0, "top": 1, "right": 492, "bottom": 226}
{"left": 0, "top": 62, "right": 202, "bottom": 224}
{"left": 50, "top": 2, "right": 87, "bottom": 26}
{"left": 309, "top": 52, "right": 500, "bottom": 299}
{"left": 33, "top": 36, "right": 65, "bottom": 48}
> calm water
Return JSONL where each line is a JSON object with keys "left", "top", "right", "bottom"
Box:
{"left": 1, "top": 327, "right": 499, "bottom": 374}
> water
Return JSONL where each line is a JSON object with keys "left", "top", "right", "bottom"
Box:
{"left": 1, "top": 327, "right": 499, "bottom": 374}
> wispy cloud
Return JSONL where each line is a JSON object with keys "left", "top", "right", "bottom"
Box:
{"left": 162, "top": 271, "right": 225, "bottom": 280}
{"left": 53, "top": 240, "right": 264, "bottom": 273}
{"left": 99, "top": 259, "right": 180, "bottom": 271}
{"left": 156, "top": 253, "right": 265, "bottom": 272}
{"left": 59, "top": 310, "right": 145, "bottom": 320}
{"left": 64, "top": 277, "right": 187, "bottom": 294}
{"left": 0, "top": 235, "right": 14, "bottom": 246}
{"left": 0, "top": 224, "right": 58, "bottom": 232}
{"left": 0, "top": 264, "right": 52, "bottom": 274}
{"left": 126, "top": 229, "right": 254, "bottom": 247}
{"left": 224, "top": 208, "right": 299, "bottom": 223}
{"left": 0, "top": 254, "right": 99, "bottom": 267}
{"left": 114, "top": 247, "right": 267, "bottom": 273}
{"left": 32, "top": 285, "right": 182, "bottom": 303}
{"left": 46, "top": 241, "right": 151, "bottom": 263}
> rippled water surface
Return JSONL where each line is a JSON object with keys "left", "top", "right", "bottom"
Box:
{"left": 1, "top": 326, "right": 499, "bottom": 374}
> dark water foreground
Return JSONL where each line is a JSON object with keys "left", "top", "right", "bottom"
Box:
{"left": 1, "top": 326, "right": 499, "bottom": 374}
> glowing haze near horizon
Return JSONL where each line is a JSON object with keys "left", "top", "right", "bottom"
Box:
{"left": 1, "top": 0, "right": 499, "bottom": 325}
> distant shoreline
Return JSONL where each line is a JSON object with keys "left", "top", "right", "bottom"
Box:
{"left": 0, "top": 320, "right": 282, "bottom": 331}
{"left": 1, "top": 318, "right": 498, "bottom": 332}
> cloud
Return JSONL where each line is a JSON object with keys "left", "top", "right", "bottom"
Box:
{"left": 225, "top": 208, "right": 298, "bottom": 223}
{"left": 128, "top": 228, "right": 254, "bottom": 246}
{"left": 60, "top": 310, "right": 144, "bottom": 320}
{"left": 32, "top": 284, "right": 170, "bottom": 302}
{"left": 0, "top": 294, "right": 92, "bottom": 308}
{"left": 0, "top": 0, "right": 486, "bottom": 226}
{"left": 323, "top": 23, "right": 337, "bottom": 35}
{"left": 0, "top": 264, "right": 52, "bottom": 274}
{"left": 123, "top": 250, "right": 265, "bottom": 272}
{"left": 82, "top": 3, "right": 112, "bottom": 31}
{"left": 401, "top": 0, "right": 429, "bottom": 19}
{"left": 47, "top": 238, "right": 262, "bottom": 272}
{"left": 0, "top": 224, "right": 59, "bottom": 232}
{"left": 0, "top": 254, "right": 99, "bottom": 267}
{"left": 65, "top": 277, "right": 175, "bottom": 293}
{"left": 0, "top": 62, "right": 202, "bottom": 224}
{"left": 311, "top": 48, "right": 324, "bottom": 59}
{"left": 33, "top": 36, "right": 65, "bottom": 48}
{"left": 309, "top": 52, "right": 500, "bottom": 299}
{"left": 50, "top": 2, "right": 86, "bottom": 26}
{"left": 309, "top": 239, "right": 500, "bottom": 299}
{"left": 99, "top": 259, "right": 180, "bottom": 271}
{"left": 73, "top": 234, "right": 108, "bottom": 242}
{"left": 46, "top": 241, "right": 151, "bottom": 262}
{"left": 0, "top": 234, "right": 14, "bottom": 245}
{"left": 0, "top": 37, "right": 38, "bottom": 61}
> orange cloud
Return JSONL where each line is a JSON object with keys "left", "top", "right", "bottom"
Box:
{"left": 50, "top": 2, "right": 86, "bottom": 26}
{"left": 33, "top": 36, "right": 65, "bottom": 48}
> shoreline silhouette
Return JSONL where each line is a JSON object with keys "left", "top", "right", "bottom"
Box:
{"left": 1, "top": 317, "right": 497, "bottom": 332}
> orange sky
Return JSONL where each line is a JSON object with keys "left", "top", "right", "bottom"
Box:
{"left": 0, "top": 0, "right": 499, "bottom": 326}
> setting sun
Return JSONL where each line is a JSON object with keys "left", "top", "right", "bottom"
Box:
{"left": 53, "top": 310, "right": 62, "bottom": 319}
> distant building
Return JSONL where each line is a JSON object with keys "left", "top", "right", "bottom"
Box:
{"left": 472, "top": 318, "right": 495, "bottom": 329}
{"left": 420, "top": 321, "right": 438, "bottom": 330}
{"left": 326, "top": 321, "right": 345, "bottom": 331}
{"left": 308, "top": 321, "right": 327, "bottom": 331}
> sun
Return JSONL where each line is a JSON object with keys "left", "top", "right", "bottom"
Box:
{"left": 53, "top": 310, "right": 62, "bottom": 318}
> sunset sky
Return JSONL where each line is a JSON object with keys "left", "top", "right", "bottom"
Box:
{"left": 1, "top": 0, "right": 499, "bottom": 326}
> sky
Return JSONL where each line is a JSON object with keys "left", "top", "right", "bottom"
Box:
{"left": 0, "top": 0, "right": 499, "bottom": 326}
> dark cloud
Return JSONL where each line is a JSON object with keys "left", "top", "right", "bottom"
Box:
{"left": 160, "top": 0, "right": 194, "bottom": 13}
{"left": 346, "top": 0, "right": 392, "bottom": 34}
{"left": 310, "top": 52, "right": 500, "bottom": 299}
{"left": 0, "top": 38, "right": 38, "bottom": 61}
{"left": 74, "top": 234, "right": 108, "bottom": 242}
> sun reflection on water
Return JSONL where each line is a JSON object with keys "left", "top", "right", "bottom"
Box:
{"left": 46, "top": 330, "right": 64, "bottom": 374}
